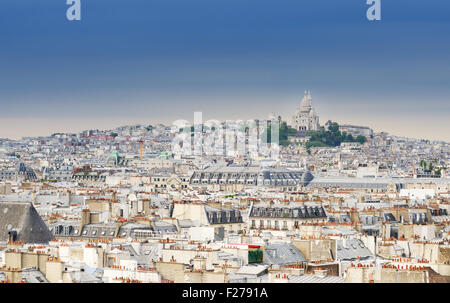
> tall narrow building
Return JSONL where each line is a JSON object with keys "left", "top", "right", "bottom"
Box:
{"left": 291, "top": 90, "right": 320, "bottom": 132}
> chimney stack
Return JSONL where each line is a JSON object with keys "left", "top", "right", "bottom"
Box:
{"left": 80, "top": 209, "right": 91, "bottom": 235}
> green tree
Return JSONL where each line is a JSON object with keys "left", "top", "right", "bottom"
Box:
{"left": 435, "top": 166, "right": 447, "bottom": 176}
{"left": 306, "top": 121, "right": 366, "bottom": 148}
{"left": 420, "top": 159, "right": 426, "bottom": 169}
{"left": 356, "top": 135, "right": 367, "bottom": 144}
{"left": 261, "top": 121, "right": 297, "bottom": 146}
{"left": 328, "top": 122, "right": 339, "bottom": 133}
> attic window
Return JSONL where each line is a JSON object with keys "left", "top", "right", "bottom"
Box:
{"left": 82, "top": 230, "right": 87, "bottom": 235}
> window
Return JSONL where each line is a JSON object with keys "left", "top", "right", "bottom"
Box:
{"left": 64, "top": 226, "right": 71, "bottom": 236}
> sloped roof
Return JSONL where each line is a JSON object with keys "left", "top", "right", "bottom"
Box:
{"left": 138, "top": 243, "right": 162, "bottom": 263}
{"left": 264, "top": 243, "right": 307, "bottom": 265}
{"left": 154, "top": 221, "right": 178, "bottom": 233}
{"left": 70, "top": 270, "right": 103, "bottom": 283}
{"left": 336, "top": 239, "right": 373, "bottom": 260}
{"left": 0, "top": 201, "right": 53, "bottom": 244}
{"left": 288, "top": 274, "right": 345, "bottom": 283}
{"left": 235, "top": 264, "right": 268, "bottom": 276}
{"left": 21, "top": 268, "right": 49, "bottom": 283}
{"left": 178, "top": 219, "right": 194, "bottom": 228}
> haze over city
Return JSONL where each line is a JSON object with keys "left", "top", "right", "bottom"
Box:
{"left": 0, "top": 0, "right": 449, "bottom": 141}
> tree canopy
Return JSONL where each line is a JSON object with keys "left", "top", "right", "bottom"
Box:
{"left": 306, "top": 122, "right": 367, "bottom": 149}
{"left": 261, "top": 122, "right": 298, "bottom": 146}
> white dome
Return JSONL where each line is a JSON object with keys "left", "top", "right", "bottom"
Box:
{"left": 291, "top": 90, "right": 320, "bottom": 132}
{"left": 299, "top": 90, "right": 312, "bottom": 111}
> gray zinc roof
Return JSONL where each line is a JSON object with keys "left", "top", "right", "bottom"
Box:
{"left": 0, "top": 201, "right": 53, "bottom": 244}
{"left": 264, "top": 243, "right": 307, "bottom": 265}
{"left": 336, "top": 239, "right": 373, "bottom": 260}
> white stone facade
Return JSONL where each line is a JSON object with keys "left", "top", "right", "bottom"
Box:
{"left": 291, "top": 90, "right": 320, "bottom": 131}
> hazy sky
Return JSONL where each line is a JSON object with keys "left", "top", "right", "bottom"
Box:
{"left": 0, "top": 0, "right": 449, "bottom": 141}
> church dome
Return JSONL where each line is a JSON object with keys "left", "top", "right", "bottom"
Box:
{"left": 291, "top": 90, "right": 320, "bottom": 132}
{"left": 108, "top": 151, "right": 121, "bottom": 165}
{"left": 300, "top": 170, "right": 314, "bottom": 185}
{"left": 299, "top": 90, "right": 312, "bottom": 112}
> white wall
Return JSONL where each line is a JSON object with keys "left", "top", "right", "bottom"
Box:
{"left": 399, "top": 189, "right": 435, "bottom": 200}
{"left": 189, "top": 227, "right": 215, "bottom": 241}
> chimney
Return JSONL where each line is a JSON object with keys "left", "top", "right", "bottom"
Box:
{"left": 80, "top": 208, "right": 91, "bottom": 235}
{"left": 139, "top": 140, "right": 144, "bottom": 160}
{"left": 192, "top": 257, "right": 206, "bottom": 271}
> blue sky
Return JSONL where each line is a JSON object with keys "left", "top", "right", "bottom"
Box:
{"left": 0, "top": 0, "right": 449, "bottom": 140}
